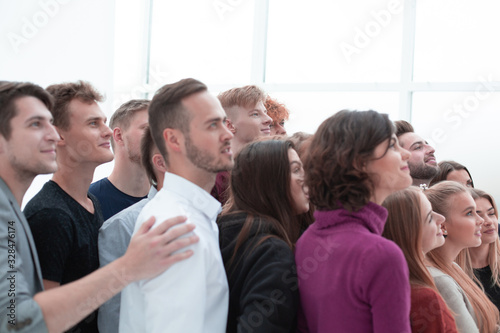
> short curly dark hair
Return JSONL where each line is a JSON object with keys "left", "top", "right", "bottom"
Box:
{"left": 305, "top": 110, "right": 394, "bottom": 212}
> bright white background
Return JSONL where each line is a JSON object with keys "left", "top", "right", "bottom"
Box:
{"left": 0, "top": 0, "right": 499, "bottom": 205}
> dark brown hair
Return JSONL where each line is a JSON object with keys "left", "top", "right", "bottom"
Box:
{"left": 46, "top": 80, "right": 104, "bottom": 130}
{"left": 0, "top": 81, "right": 54, "bottom": 139}
{"left": 429, "top": 160, "right": 474, "bottom": 188}
{"left": 148, "top": 78, "right": 206, "bottom": 164}
{"left": 305, "top": 110, "right": 394, "bottom": 212}
{"left": 394, "top": 120, "right": 414, "bottom": 137}
{"left": 140, "top": 126, "right": 158, "bottom": 187}
{"left": 222, "top": 139, "right": 312, "bottom": 266}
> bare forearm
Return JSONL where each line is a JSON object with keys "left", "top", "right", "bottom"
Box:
{"left": 34, "top": 257, "right": 131, "bottom": 333}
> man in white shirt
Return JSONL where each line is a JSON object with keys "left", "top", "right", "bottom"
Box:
{"left": 120, "top": 78, "right": 234, "bottom": 333}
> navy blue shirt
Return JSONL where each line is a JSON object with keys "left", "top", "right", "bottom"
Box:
{"left": 89, "top": 178, "right": 147, "bottom": 220}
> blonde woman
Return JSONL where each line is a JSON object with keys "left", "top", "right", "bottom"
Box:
{"left": 425, "top": 181, "right": 500, "bottom": 333}
{"left": 456, "top": 189, "right": 500, "bottom": 311}
{"left": 383, "top": 186, "right": 457, "bottom": 333}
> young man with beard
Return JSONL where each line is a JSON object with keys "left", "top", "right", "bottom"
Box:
{"left": 395, "top": 120, "right": 439, "bottom": 186}
{"left": 0, "top": 81, "right": 198, "bottom": 333}
{"left": 120, "top": 78, "right": 234, "bottom": 333}
{"left": 90, "top": 99, "right": 151, "bottom": 220}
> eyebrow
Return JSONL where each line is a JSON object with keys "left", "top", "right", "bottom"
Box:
{"left": 462, "top": 206, "right": 475, "bottom": 213}
{"left": 487, "top": 207, "right": 495, "bottom": 213}
{"left": 86, "top": 116, "right": 104, "bottom": 122}
{"left": 290, "top": 161, "right": 302, "bottom": 166}
{"left": 25, "top": 115, "right": 51, "bottom": 124}
{"left": 205, "top": 117, "right": 225, "bottom": 124}
{"left": 409, "top": 141, "right": 425, "bottom": 149}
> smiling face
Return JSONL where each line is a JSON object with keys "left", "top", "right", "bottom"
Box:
{"left": 182, "top": 91, "right": 234, "bottom": 174}
{"left": 0, "top": 96, "right": 60, "bottom": 179}
{"left": 364, "top": 134, "right": 412, "bottom": 202}
{"left": 231, "top": 100, "right": 272, "bottom": 144}
{"left": 398, "top": 132, "right": 439, "bottom": 183}
{"left": 57, "top": 99, "right": 114, "bottom": 166}
{"left": 288, "top": 148, "right": 309, "bottom": 214}
{"left": 419, "top": 192, "right": 446, "bottom": 253}
{"left": 444, "top": 192, "right": 484, "bottom": 249}
{"left": 475, "top": 197, "right": 498, "bottom": 245}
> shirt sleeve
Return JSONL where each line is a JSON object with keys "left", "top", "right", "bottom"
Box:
{"left": 410, "top": 287, "right": 458, "bottom": 333}
{"left": 27, "top": 208, "right": 74, "bottom": 283}
{"left": 137, "top": 207, "right": 207, "bottom": 333}
{"left": 237, "top": 238, "right": 299, "bottom": 333}
{"left": 0, "top": 196, "right": 48, "bottom": 332}
{"left": 359, "top": 240, "right": 411, "bottom": 333}
{"left": 433, "top": 275, "right": 479, "bottom": 333}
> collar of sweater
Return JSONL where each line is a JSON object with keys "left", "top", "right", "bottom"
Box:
{"left": 313, "top": 201, "right": 388, "bottom": 235}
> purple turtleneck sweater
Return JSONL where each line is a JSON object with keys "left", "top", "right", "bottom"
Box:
{"left": 295, "top": 202, "right": 411, "bottom": 333}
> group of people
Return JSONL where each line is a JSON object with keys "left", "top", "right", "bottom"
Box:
{"left": 0, "top": 77, "right": 498, "bottom": 333}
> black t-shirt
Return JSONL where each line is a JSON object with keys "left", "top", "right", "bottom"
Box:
{"left": 89, "top": 177, "right": 147, "bottom": 220}
{"left": 474, "top": 265, "right": 500, "bottom": 312}
{"left": 24, "top": 180, "right": 103, "bottom": 333}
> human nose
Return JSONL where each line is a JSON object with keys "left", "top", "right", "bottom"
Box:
{"left": 482, "top": 214, "right": 492, "bottom": 226}
{"left": 102, "top": 125, "right": 112, "bottom": 138}
{"left": 276, "top": 124, "right": 286, "bottom": 135}
{"left": 46, "top": 123, "right": 61, "bottom": 143}
{"left": 263, "top": 113, "right": 272, "bottom": 126}
{"left": 221, "top": 122, "right": 234, "bottom": 141}
{"left": 476, "top": 214, "right": 484, "bottom": 226}
{"left": 400, "top": 147, "right": 411, "bottom": 161}
{"left": 435, "top": 212, "right": 446, "bottom": 227}
{"left": 426, "top": 144, "right": 436, "bottom": 155}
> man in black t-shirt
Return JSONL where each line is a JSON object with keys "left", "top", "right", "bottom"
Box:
{"left": 24, "top": 81, "right": 115, "bottom": 332}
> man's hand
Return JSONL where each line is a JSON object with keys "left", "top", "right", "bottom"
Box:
{"left": 122, "top": 216, "right": 199, "bottom": 281}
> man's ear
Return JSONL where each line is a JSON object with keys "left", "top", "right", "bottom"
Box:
{"left": 56, "top": 128, "right": 66, "bottom": 147}
{"left": 163, "top": 128, "right": 183, "bottom": 153}
{"left": 226, "top": 119, "right": 236, "bottom": 134}
{"left": 152, "top": 153, "right": 167, "bottom": 173}
{"left": 113, "top": 127, "right": 123, "bottom": 146}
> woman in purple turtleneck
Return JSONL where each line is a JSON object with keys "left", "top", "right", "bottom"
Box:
{"left": 295, "top": 110, "right": 413, "bottom": 333}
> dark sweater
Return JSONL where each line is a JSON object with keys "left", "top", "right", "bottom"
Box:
{"left": 218, "top": 212, "right": 298, "bottom": 333}
{"left": 474, "top": 265, "right": 500, "bottom": 312}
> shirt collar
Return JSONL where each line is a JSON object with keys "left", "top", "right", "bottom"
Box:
{"left": 163, "top": 172, "right": 221, "bottom": 221}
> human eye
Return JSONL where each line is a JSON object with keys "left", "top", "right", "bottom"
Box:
{"left": 30, "top": 121, "right": 41, "bottom": 128}
{"left": 466, "top": 210, "right": 473, "bottom": 216}
{"left": 279, "top": 121, "right": 285, "bottom": 126}
{"left": 489, "top": 210, "right": 496, "bottom": 217}
{"left": 413, "top": 145, "right": 422, "bottom": 150}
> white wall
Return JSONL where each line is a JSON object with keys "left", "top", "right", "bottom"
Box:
{"left": 0, "top": 0, "right": 116, "bottom": 207}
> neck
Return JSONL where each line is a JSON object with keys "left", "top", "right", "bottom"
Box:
{"left": 412, "top": 178, "right": 430, "bottom": 187}
{"left": 429, "top": 240, "right": 463, "bottom": 267}
{"left": 52, "top": 163, "right": 95, "bottom": 208}
{"left": 369, "top": 189, "right": 389, "bottom": 206}
{"left": 469, "top": 243, "right": 491, "bottom": 268}
{"left": 167, "top": 163, "right": 217, "bottom": 193}
{"left": 108, "top": 157, "right": 149, "bottom": 197}
{"left": 0, "top": 169, "right": 34, "bottom": 207}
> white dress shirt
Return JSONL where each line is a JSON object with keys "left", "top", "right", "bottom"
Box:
{"left": 119, "top": 172, "right": 228, "bottom": 333}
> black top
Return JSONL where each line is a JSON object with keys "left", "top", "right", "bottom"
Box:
{"left": 474, "top": 265, "right": 500, "bottom": 312}
{"left": 89, "top": 177, "right": 147, "bottom": 220}
{"left": 218, "top": 212, "right": 298, "bottom": 333}
{"left": 24, "top": 180, "right": 103, "bottom": 333}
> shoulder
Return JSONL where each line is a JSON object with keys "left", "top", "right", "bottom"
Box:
{"left": 24, "top": 182, "right": 70, "bottom": 216}
{"left": 89, "top": 178, "right": 107, "bottom": 192}
{"left": 361, "top": 236, "right": 406, "bottom": 265}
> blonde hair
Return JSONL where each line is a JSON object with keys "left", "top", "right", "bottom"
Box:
{"left": 382, "top": 186, "right": 437, "bottom": 289}
{"left": 426, "top": 181, "right": 499, "bottom": 333}
{"left": 457, "top": 189, "right": 500, "bottom": 289}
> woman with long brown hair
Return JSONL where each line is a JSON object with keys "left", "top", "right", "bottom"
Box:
{"left": 296, "top": 110, "right": 412, "bottom": 332}
{"left": 382, "top": 186, "right": 457, "bottom": 332}
{"left": 425, "top": 181, "right": 500, "bottom": 333}
{"left": 456, "top": 189, "right": 500, "bottom": 312}
{"left": 218, "top": 139, "right": 312, "bottom": 333}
